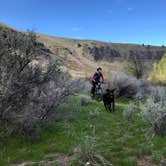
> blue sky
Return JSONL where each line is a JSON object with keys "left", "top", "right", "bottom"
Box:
{"left": 0, "top": 0, "right": 165, "bottom": 45}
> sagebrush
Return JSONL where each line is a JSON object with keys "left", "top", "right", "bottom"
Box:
{"left": 123, "top": 102, "right": 135, "bottom": 121}
{"left": 0, "top": 27, "right": 83, "bottom": 139}
{"left": 107, "top": 72, "right": 150, "bottom": 98}
{"left": 141, "top": 86, "right": 166, "bottom": 137}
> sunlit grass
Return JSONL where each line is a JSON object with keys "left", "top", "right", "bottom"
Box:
{"left": 0, "top": 96, "right": 165, "bottom": 165}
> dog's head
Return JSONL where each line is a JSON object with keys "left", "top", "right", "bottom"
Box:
{"left": 106, "top": 89, "right": 115, "bottom": 98}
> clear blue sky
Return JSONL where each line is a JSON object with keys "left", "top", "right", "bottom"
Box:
{"left": 0, "top": 0, "right": 165, "bottom": 45}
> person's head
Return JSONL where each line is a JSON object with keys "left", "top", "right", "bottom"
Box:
{"left": 97, "top": 67, "right": 102, "bottom": 73}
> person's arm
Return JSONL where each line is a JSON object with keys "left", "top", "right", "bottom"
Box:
{"left": 100, "top": 73, "right": 104, "bottom": 82}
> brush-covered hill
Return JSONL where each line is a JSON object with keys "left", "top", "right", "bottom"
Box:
{"left": 1, "top": 23, "right": 166, "bottom": 78}
{"left": 38, "top": 33, "right": 166, "bottom": 78}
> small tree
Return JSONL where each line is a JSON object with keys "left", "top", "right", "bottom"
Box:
{"left": 147, "top": 45, "right": 151, "bottom": 49}
{"left": 125, "top": 50, "right": 145, "bottom": 79}
{"left": 150, "top": 53, "right": 166, "bottom": 85}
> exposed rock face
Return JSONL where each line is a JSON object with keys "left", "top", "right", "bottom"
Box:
{"left": 88, "top": 46, "right": 121, "bottom": 61}
{"left": 39, "top": 36, "right": 166, "bottom": 77}
{"left": 81, "top": 44, "right": 165, "bottom": 61}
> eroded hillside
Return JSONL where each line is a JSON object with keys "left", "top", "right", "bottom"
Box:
{"left": 38, "top": 33, "right": 166, "bottom": 78}
{"left": 1, "top": 23, "right": 166, "bottom": 78}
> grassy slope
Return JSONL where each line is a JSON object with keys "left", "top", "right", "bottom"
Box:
{"left": 0, "top": 97, "right": 165, "bottom": 166}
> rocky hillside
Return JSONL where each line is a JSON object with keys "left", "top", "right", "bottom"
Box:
{"left": 1, "top": 23, "right": 166, "bottom": 78}
{"left": 38, "top": 33, "right": 166, "bottom": 78}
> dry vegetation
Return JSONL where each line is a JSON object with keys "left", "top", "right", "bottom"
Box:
{"left": 106, "top": 72, "right": 151, "bottom": 98}
{"left": 37, "top": 32, "right": 166, "bottom": 79}
{"left": 0, "top": 25, "right": 83, "bottom": 139}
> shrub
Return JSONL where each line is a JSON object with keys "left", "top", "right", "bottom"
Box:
{"left": 51, "top": 97, "right": 81, "bottom": 123}
{"left": 107, "top": 72, "right": 150, "bottom": 98}
{"left": 79, "top": 95, "right": 92, "bottom": 106}
{"left": 141, "top": 86, "right": 166, "bottom": 137}
{"left": 72, "top": 134, "right": 110, "bottom": 166}
{"left": 89, "top": 108, "right": 100, "bottom": 119}
{"left": 0, "top": 28, "right": 84, "bottom": 139}
{"left": 81, "top": 80, "right": 92, "bottom": 93}
{"left": 123, "top": 102, "right": 135, "bottom": 121}
{"left": 125, "top": 50, "right": 145, "bottom": 79}
{"left": 150, "top": 53, "right": 166, "bottom": 85}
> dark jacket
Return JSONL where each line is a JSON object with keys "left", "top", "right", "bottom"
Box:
{"left": 91, "top": 72, "right": 104, "bottom": 83}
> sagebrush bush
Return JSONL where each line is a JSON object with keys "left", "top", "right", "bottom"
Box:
{"left": 123, "top": 102, "right": 135, "bottom": 121}
{"left": 51, "top": 97, "right": 81, "bottom": 123}
{"left": 0, "top": 27, "right": 84, "bottom": 139}
{"left": 141, "top": 86, "right": 166, "bottom": 137}
{"left": 89, "top": 108, "right": 100, "bottom": 119}
{"left": 72, "top": 133, "right": 110, "bottom": 166}
{"left": 81, "top": 80, "right": 92, "bottom": 93}
{"left": 79, "top": 95, "right": 92, "bottom": 106}
{"left": 107, "top": 72, "right": 150, "bottom": 98}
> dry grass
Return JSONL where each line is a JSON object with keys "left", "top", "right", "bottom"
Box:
{"left": 37, "top": 33, "right": 166, "bottom": 79}
{"left": 1, "top": 23, "right": 166, "bottom": 80}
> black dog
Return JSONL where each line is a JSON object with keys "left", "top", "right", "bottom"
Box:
{"left": 103, "top": 89, "right": 115, "bottom": 112}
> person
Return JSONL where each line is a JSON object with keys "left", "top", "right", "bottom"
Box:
{"left": 90, "top": 67, "right": 104, "bottom": 97}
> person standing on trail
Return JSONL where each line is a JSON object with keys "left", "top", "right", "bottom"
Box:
{"left": 90, "top": 67, "right": 104, "bottom": 97}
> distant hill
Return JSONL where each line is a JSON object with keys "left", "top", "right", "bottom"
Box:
{"left": 0, "top": 22, "right": 11, "bottom": 28}
{"left": 38, "top": 33, "right": 166, "bottom": 78}
{"left": 1, "top": 23, "right": 166, "bottom": 78}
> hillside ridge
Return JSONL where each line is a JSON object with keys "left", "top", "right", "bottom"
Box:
{"left": 1, "top": 23, "right": 166, "bottom": 78}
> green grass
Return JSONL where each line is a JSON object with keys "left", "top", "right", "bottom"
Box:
{"left": 0, "top": 97, "right": 166, "bottom": 166}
